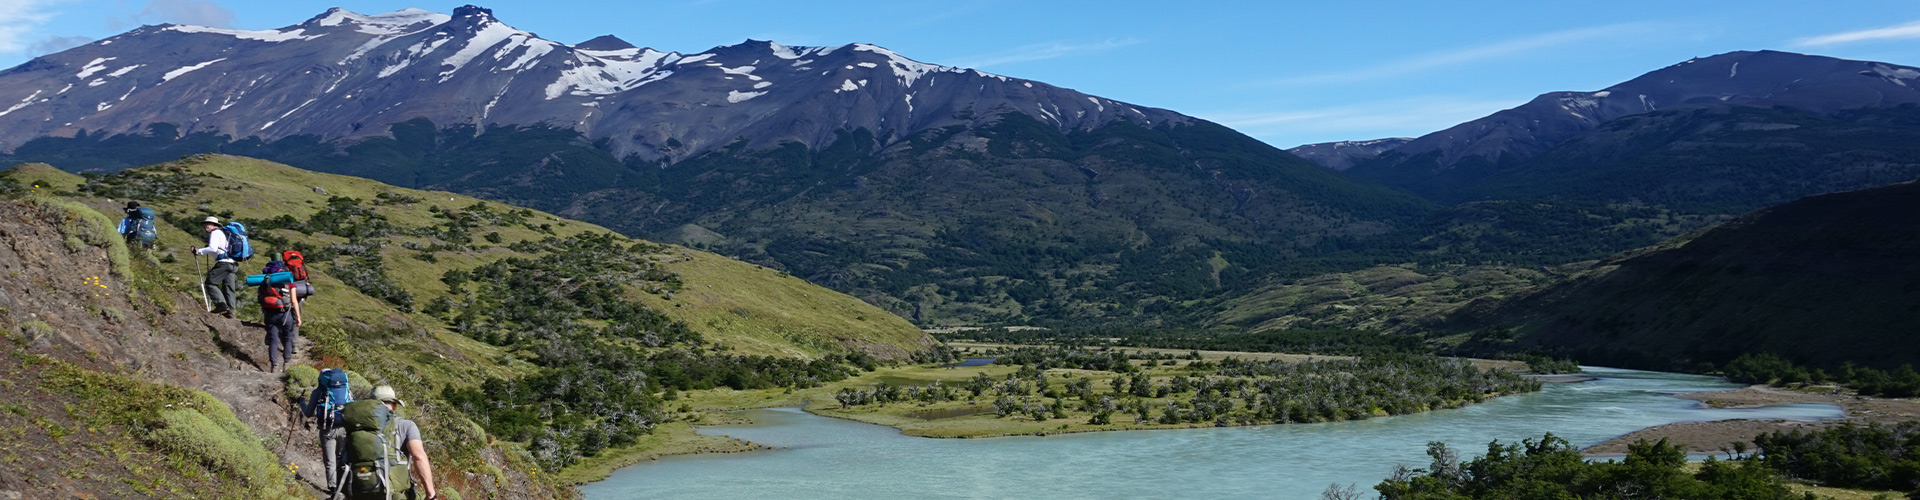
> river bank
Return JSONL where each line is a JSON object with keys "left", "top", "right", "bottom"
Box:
{"left": 1582, "top": 384, "right": 1920, "bottom": 456}
{"left": 580, "top": 367, "right": 1840, "bottom": 499}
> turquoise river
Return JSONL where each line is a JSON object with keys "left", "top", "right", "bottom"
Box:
{"left": 583, "top": 367, "right": 1840, "bottom": 499}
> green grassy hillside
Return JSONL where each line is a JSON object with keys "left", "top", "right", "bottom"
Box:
{"left": 1, "top": 154, "right": 935, "bottom": 495}
{"left": 10, "top": 155, "right": 927, "bottom": 358}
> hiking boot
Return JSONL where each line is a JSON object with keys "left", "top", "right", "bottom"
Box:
{"left": 221, "top": 310, "right": 235, "bottom": 319}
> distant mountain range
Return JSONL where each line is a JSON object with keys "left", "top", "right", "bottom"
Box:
{"left": 5, "top": 6, "right": 1920, "bottom": 328}
{"left": 1294, "top": 50, "right": 1920, "bottom": 204}
{"left": 0, "top": 5, "right": 1177, "bottom": 162}
{"left": 0, "top": 5, "right": 1429, "bottom": 326}
{"left": 1285, "top": 138, "right": 1409, "bottom": 171}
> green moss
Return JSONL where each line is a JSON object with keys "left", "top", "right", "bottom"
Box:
{"left": 37, "top": 355, "right": 304, "bottom": 498}
{"left": 146, "top": 409, "right": 286, "bottom": 493}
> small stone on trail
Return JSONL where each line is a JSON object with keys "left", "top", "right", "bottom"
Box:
{"left": 312, "top": 187, "right": 328, "bottom": 195}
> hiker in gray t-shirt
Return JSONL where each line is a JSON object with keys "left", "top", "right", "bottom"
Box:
{"left": 374, "top": 386, "right": 441, "bottom": 500}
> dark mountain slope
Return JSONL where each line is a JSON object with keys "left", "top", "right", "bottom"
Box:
{"left": 1348, "top": 50, "right": 1920, "bottom": 200}
{"left": 1451, "top": 180, "right": 1920, "bottom": 371}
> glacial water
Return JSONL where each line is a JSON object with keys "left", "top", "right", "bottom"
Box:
{"left": 583, "top": 367, "right": 1840, "bottom": 499}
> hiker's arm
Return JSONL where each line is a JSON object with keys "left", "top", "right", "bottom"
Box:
{"left": 290, "top": 285, "right": 302, "bottom": 326}
{"left": 406, "top": 439, "right": 437, "bottom": 499}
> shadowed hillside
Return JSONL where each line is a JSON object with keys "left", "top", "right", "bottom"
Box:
{"left": 1450, "top": 180, "right": 1920, "bottom": 371}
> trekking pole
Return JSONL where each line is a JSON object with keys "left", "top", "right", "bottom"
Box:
{"left": 194, "top": 253, "right": 212, "bottom": 312}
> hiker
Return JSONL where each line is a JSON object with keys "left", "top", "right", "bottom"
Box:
{"left": 300, "top": 369, "right": 353, "bottom": 496}
{"left": 116, "top": 201, "right": 157, "bottom": 249}
{"left": 341, "top": 386, "right": 441, "bottom": 500}
{"left": 258, "top": 256, "right": 301, "bottom": 372}
{"left": 191, "top": 216, "right": 251, "bottom": 317}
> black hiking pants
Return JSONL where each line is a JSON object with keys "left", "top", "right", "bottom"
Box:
{"left": 264, "top": 308, "right": 297, "bottom": 367}
{"left": 204, "top": 261, "right": 238, "bottom": 312}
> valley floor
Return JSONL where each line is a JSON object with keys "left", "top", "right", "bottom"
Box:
{"left": 557, "top": 347, "right": 1538, "bottom": 483}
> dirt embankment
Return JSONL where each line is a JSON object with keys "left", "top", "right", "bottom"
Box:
{"left": 1583, "top": 384, "right": 1920, "bottom": 456}
{"left": 0, "top": 198, "right": 330, "bottom": 496}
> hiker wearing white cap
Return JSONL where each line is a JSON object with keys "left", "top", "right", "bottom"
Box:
{"left": 374, "top": 386, "right": 441, "bottom": 500}
{"left": 191, "top": 216, "right": 238, "bottom": 318}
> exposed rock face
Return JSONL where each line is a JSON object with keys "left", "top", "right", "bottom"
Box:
{"left": 0, "top": 6, "right": 1184, "bottom": 162}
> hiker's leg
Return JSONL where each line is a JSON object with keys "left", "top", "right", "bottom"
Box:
{"left": 322, "top": 425, "right": 343, "bottom": 493}
{"left": 201, "top": 267, "right": 224, "bottom": 311}
{"left": 207, "top": 262, "right": 238, "bottom": 312}
{"left": 218, "top": 263, "right": 239, "bottom": 313}
{"left": 263, "top": 313, "right": 284, "bottom": 366}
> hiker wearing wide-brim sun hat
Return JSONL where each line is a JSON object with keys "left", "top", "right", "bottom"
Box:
{"left": 370, "top": 385, "right": 442, "bottom": 499}
{"left": 190, "top": 216, "right": 239, "bottom": 318}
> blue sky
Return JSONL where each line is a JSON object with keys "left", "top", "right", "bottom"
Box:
{"left": 3, "top": 1, "right": 1918, "bottom": 148}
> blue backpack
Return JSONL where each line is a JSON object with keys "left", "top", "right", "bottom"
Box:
{"left": 217, "top": 222, "right": 253, "bottom": 261}
{"left": 318, "top": 368, "right": 353, "bottom": 423}
{"left": 122, "top": 207, "right": 157, "bottom": 244}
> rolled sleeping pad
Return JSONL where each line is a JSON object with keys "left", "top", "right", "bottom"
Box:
{"left": 243, "top": 271, "right": 296, "bottom": 286}
{"left": 294, "top": 280, "right": 315, "bottom": 298}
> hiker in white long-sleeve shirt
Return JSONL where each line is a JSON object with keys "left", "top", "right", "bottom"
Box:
{"left": 192, "top": 216, "right": 239, "bottom": 318}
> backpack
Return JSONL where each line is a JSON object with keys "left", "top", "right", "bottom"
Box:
{"left": 261, "top": 260, "right": 287, "bottom": 275}
{"left": 282, "top": 250, "right": 309, "bottom": 281}
{"left": 343, "top": 400, "right": 412, "bottom": 499}
{"left": 259, "top": 282, "right": 291, "bottom": 311}
{"left": 123, "top": 207, "right": 157, "bottom": 244}
{"left": 316, "top": 369, "right": 352, "bottom": 425}
{"left": 217, "top": 222, "right": 253, "bottom": 261}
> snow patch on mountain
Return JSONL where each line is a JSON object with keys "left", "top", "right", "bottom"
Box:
{"left": 315, "top": 8, "right": 451, "bottom": 34}
{"left": 727, "top": 90, "right": 766, "bottom": 103}
{"left": 164, "top": 25, "right": 322, "bottom": 43}
{"left": 75, "top": 58, "right": 115, "bottom": 79}
{"left": 438, "top": 20, "right": 522, "bottom": 81}
{"left": 163, "top": 59, "right": 225, "bottom": 82}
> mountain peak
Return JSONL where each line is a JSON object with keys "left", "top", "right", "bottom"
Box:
{"left": 575, "top": 35, "right": 635, "bottom": 51}
{"left": 452, "top": 5, "right": 495, "bottom": 18}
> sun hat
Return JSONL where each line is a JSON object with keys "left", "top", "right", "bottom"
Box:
{"left": 202, "top": 216, "right": 221, "bottom": 225}
{"left": 373, "top": 385, "right": 405, "bottom": 407}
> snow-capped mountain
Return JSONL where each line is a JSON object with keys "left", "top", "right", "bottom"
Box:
{"left": 1349, "top": 50, "right": 1920, "bottom": 179}
{"left": 1286, "top": 138, "right": 1410, "bottom": 171}
{"left": 0, "top": 5, "right": 1183, "bottom": 161}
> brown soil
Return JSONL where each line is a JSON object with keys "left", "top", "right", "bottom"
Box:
{"left": 1583, "top": 384, "right": 1920, "bottom": 456}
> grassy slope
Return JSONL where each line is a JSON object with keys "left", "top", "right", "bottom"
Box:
{"left": 4, "top": 155, "right": 932, "bottom": 495}
{"left": 14, "top": 156, "right": 926, "bottom": 359}
{"left": 1210, "top": 263, "right": 1562, "bottom": 334}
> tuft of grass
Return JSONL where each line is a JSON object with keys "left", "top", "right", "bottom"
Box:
{"left": 29, "top": 196, "right": 133, "bottom": 279}
{"left": 146, "top": 409, "right": 286, "bottom": 493}
{"left": 36, "top": 354, "right": 304, "bottom": 498}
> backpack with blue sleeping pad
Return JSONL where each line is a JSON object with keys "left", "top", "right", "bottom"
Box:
{"left": 217, "top": 221, "right": 253, "bottom": 261}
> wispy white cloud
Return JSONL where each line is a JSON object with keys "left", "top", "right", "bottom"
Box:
{"left": 949, "top": 38, "right": 1140, "bottom": 69}
{"left": 0, "top": 0, "right": 70, "bottom": 53}
{"left": 1793, "top": 19, "right": 1920, "bottom": 47}
{"left": 1268, "top": 23, "right": 1664, "bottom": 86}
{"left": 1199, "top": 97, "right": 1527, "bottom": 148}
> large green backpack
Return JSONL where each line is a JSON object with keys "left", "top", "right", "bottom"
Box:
{"left": 341, "top": 400, "right": 412, "bottom": 499}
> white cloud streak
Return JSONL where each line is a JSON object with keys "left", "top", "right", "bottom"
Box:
{"left": 1268, "top": 23, "right": 1662, "bottom": 86}
{"left": 1794, "top": 19, "right": 1920, "bottom": 47}
{"left": 0, "top": 0, "right": 69, "bottom": 53}
{"left": 949, "top": 38, "right": 1140, "bottom": 69}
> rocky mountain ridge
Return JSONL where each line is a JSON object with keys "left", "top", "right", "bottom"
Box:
{"left": 0, "top": 5, "right": 1182, "bottom": 163}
